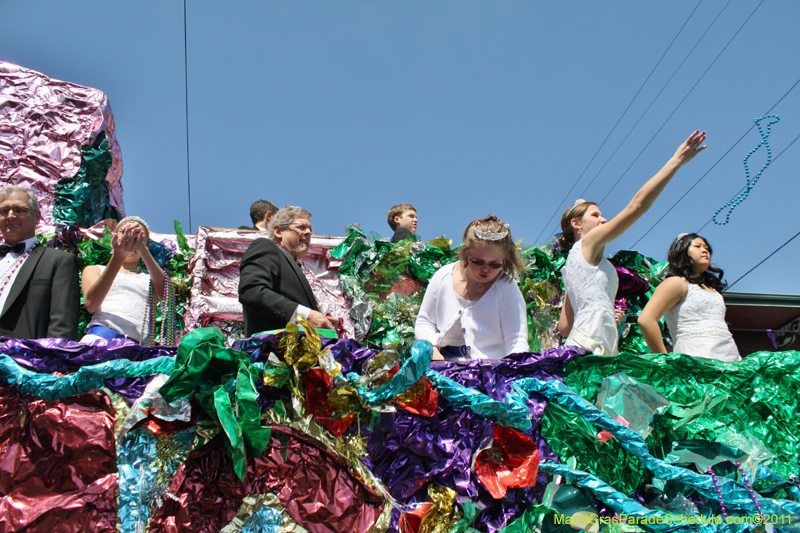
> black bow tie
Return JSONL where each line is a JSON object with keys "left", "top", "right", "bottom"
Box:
{"left": 0, "top": 243, "right": 26, "bottom": 258}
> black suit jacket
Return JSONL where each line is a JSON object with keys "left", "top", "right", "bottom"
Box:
{"left": 0, "top": 245, "right": 80, "bottom": 340}
{"left": 238, "top": 225, "right": 258, "bottom": 230}
{"left": 238, "top": 237, "right": 319, "bottom": 336}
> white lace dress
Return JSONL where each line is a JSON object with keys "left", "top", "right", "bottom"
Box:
{"left": 664, "top": 281, "right": 741, "bottom": 362}
{"left": 562, "top": 239, "right": 619, "bottom": 355}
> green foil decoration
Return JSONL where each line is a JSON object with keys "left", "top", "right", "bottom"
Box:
{"left": 53, "top": 132, "right": 121, "bottom": 227}
{"left": 563, "top": 350, "right": 800, "bottom": 480}
{"left": 159, "top": 327, "right": 272, "bottom": 479}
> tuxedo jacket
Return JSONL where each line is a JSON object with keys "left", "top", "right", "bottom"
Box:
{"left": 238, "top": 237, "right": 319, "bottom": 336}
{"left": 0, "top": 245, "right": 80, "bottom": 340}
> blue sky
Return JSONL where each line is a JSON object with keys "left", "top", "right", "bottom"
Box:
{"left": 3, "top": 1, "right": 799, "bottom": 295}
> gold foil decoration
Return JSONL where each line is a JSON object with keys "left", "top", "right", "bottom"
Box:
{"left": 418, "top": 485, "right": 459, "bottom": 533}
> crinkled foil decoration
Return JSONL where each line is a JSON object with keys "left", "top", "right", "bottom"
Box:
{"left": 515, "top": 376, "right": 800, "bottom": 518}
{"left": 158, "top": 327, "right": 272, "bottom": 480}
{"left": 594, "top": 373, "right": 670, "bottom": 439}
{"left": 564, "top": 350, "right": 800, "bottom": 480}
{"left": 53, "top": 132, "right": 121, "bottom": 227}
{"left": 0, "top": 61, "right": 124, "bottom": 228}
{"left": 117, "top": 427, "right": 194, "bottom": 533}
{"left": 474, "top": 425, "right": 540, "bottom": 499}
{"left": 220, "top": 493, "right": 290, "bottom": 533}
{"left": 183, "top": 227, "right": 352, "bottom": 341}
{"left": 149, "top": 425, "right": 385, "bottom": 533}
{"left": 0, "top": 386, "right": 117, "bottom": 532}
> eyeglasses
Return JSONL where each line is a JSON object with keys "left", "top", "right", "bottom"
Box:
{"left": 288, "top": 224, "right": 313, "bottom": 234}
{"left": 0, "top": 206, "right": 34, "bottom": 217}
{"left": 469, "top": 258, "right": 503, "bottom": 270}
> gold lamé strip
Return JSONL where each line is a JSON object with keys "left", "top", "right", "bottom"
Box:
{"left": 418, "top": 485, "right": 458, "bottom": 533}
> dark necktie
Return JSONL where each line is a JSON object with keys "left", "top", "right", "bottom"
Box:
{"left": 0, "top": 243, "right": 26, "bottom": 258}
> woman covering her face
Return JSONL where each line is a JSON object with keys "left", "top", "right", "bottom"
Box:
{"left": 414, "top": 215, "right": 529, "bottom": 361}
{"left": 80, "top": 216, "right": 166, "bottom": 343}
{"left": 638, "top": 234, "right": 740, "bottom": 361}
{"left": 557, "top": 131, "right": 707, "bottom": 355}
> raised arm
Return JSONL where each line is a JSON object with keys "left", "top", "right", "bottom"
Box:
{"left": 637, "top": 276, "right": 687, "bottom": 354}
{"left": 82, "top": 226, "right": 140, "bottom": 313}
{"left": 582, "top": 131, "right": 706, "bottom": 259}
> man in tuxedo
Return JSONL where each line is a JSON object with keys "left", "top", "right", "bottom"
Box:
{"left": 238, "top": 205, "right": 336, "bottom": 336}
{"left": 238, "top": 199, "right": 277, "bottom": 231}
{"left": 0, "top": 186, "right": 80, "bottom": 340}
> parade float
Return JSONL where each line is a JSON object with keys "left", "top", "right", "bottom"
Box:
{"left": 0, "top": 62, "right": 798, "bottom": 533}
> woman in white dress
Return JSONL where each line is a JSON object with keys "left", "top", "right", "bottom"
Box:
{"left": 415, "top": 215, "right": 529, "bottom": 361}
{"left": 80, "top": 216, "right": 166, "bottom": 343}
{"left": 557, "top": 131, "right": 707, "bottom": 355}
{"left": 638, "top": 234, "right": 740, "bottom": 361}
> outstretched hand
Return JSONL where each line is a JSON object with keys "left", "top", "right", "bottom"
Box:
{"left": 111, "top": 225, "right": 145, "bottom": 259}
{"left": 672, "top": 130, "right": 707, "bottom": 167}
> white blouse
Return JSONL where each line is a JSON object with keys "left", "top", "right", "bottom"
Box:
{"left": 415, "top": 263, "right": 529, "bottom": 360}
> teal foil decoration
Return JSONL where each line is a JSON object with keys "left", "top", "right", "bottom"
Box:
{"left": 53, "top": 132, "right": 122, "bottom": 227}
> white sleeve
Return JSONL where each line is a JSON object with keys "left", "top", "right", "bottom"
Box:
{"left": 415, "top": 268, "right": 443, "bottom": 345}
{"left": 501, "top": 280, "right": 530, "bottom": 355}
{"left": 289, "top": 304, "right": 312, "bottom": 324}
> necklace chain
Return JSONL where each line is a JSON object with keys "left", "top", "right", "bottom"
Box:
{"left": 0, "top": 243, "right": 36, "bottom": 297}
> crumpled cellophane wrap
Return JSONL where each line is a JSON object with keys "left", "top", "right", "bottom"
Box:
{"left": 183, "top": 227, "right": 353, "bottom": 340}
{"left": 0, "top": 61, "right": 124, "bottom": 229}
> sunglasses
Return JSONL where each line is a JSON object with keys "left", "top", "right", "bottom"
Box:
{"left": 469, "top": 258, "right": 503, "bottom": 270}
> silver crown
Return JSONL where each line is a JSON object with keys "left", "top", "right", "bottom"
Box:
{"left": 677, "top": 232, "right": 689, "bottom": 240}
{"left": 117, "top": 216, "right": 150, "bottom": 232}
{"left": 473, "top": 222, "right": 510, "bottom": 241}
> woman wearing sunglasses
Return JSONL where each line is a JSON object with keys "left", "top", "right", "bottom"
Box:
{"left": 557, "top": 131, "right": 707, "bottom": 355}
{"left": 415, "top": 215, "right": 528, "bottom": 360}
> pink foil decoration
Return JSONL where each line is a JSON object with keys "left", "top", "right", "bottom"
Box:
{"left": 184, "top": 227, "right": 355, "bottom": 339}
{"left": 0, "top": 62, "right": 125, "bottom": 228}
{"left": 0, "top": 386, "right": 117, "bottom": 532}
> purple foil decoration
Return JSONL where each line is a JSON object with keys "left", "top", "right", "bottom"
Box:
{"left": 0, "top": 61, "right": 124, "bottom": 227}
{"left": 1, "top": 336, "right": 176, "bottom": 401}
{"left": 614, "top": 266, "right": 650, "bottom": 299}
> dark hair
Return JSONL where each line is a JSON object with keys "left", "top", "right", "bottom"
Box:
{"left": 459, "top": 214, "right": 523, "bottom": 279}
{"left": 250, "top": 199, "right": 278, "bottom": 225}
{"left": 664, "top": 233, "right": 726, "bottom": 291}
{"left": 387, "top": 203, "right": 416, "bottom": 231}
{"left": 558, "top": 201, "right": 596, "bottom": 251}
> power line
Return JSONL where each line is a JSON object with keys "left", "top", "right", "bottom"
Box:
{"left": 726, "top": 227, "right": 800, "bottom": 291}
{"left": 629, "top": 75, "right": 800, "bottom": 247}
{"left": 596, "top": 0, "right": 765, "bottom": 206}
{"left": 576, "top": 0, "right": 731, "bottom": 200}
{"left": 183, "top": 0, "right": 193, "bottom": 233}
{"left": 532, "top": 0, "right": 704, "bottom": 244}
{"left": 695, "top": 129, "right": 800, "bottom": 234}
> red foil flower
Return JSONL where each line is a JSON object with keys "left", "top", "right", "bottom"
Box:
{"left": 475, "top": 425, "right": 540, "bottom": 499}
{"left": 303, "top": 368, "right": 355, "bottom": 437}
{"left": 389, "top": 366, "right": 438, "bottom": 417}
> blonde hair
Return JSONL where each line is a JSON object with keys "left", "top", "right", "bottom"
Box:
{"left": 558, "top": 201, "right": 596, "bottom": 251}
{"left": 459, "top": 215, "right": 523, "bottom": 279}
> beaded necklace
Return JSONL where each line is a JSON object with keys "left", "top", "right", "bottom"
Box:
{"left": 707, "top": 463, "right": 766, "bottom": 524}
{"left": 0, "top": 243, "right": 36, "bottom": 297}
{"left": 140, "top": 275, "right": 177, "bottom": 347}
{"left": 714, "top": 114, "right": 780, "bottom": 225}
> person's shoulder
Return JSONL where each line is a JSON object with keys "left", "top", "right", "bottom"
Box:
{"left": 658, "top": 275, "right": 688, "bottom": 295}
{"left": 40, "top": 245, "right": 78, "bottom": 263}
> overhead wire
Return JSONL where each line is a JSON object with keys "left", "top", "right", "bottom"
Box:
{"left": 183, "top": 0, "right": 193, "bottom": 233}
{"left": 575, "top": 0, "right": 732, "bottom": 200}
{"left": 726, "top": 226, "right": 800, "bottom": 291}
{"left": 628, "top": 75, "right": 800, "bottom": 248}
{"left": 596, "top": 0, "right": 765, "bottom": 206}
{"left": 532, "top": 0, "right": 704, "bottom": 244}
